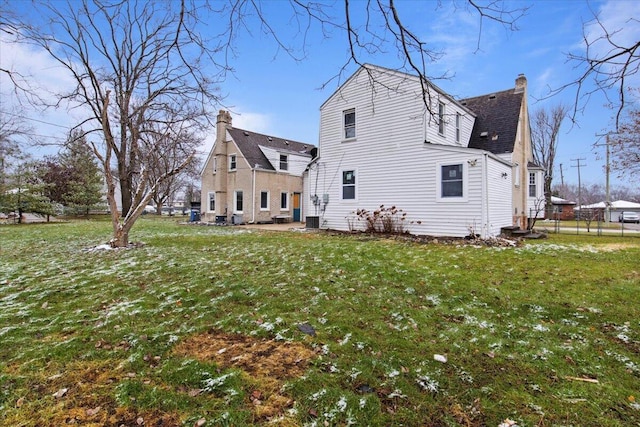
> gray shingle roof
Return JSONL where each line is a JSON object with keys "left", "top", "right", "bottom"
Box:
{"left": 462, "top": 88, "right": 524, "bottom": 155}
{"left": 227, "top": 127, "right": 315, "bottom": 171}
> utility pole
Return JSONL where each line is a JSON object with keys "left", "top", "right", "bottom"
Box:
{"left": 559, "top": 163, "right": 564, "bottom": 187}
{"left": 595, "top": 133, "right": 613, "bottom": 223}
{"left": 571, "top": 158, "right": 586, "bottom": 222}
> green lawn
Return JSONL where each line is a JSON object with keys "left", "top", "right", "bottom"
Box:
{"left": 1, "top": 218, "right": 639, "bottom": 426}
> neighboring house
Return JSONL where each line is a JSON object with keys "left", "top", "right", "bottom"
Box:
{"left": 575, "top": 200, "right": 640, "bottom": 222}
{"left": 550, "top": 196, "right": 576, "bottom": 220}
{"left": 201, "top": 110, "right": 316, "bottom": 224}
{"left": 303, "top": 64, "right": 535, "bottom": 238}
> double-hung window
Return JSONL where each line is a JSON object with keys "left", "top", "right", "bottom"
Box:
{"left": 279, "top": 154, "right": 288, "bottom": 171}
{"left": 529, "top": 172, "right": 537, "bottom": 197}
{"left": 441, "top": 164, "right": 463, "bottom": 198}
{"left": 342, "top": 170, "right": 356, "bottom": 200}
{"left": 455, "top": 112, "right": 461, "bottom": 142}
{"left": 343, "top": 108, "right": 356, "bottom": 139}
{"left": 260, "top": 191, "right": 269, "bottom": 210}
{"left": 438, "top": 102, "right": 445, "bottom": 135}
{"left": 229, "top": 154, "right": 237, "bottom": 171}
{"left": 280, "top": 192, "right": 289, "bottom": 210}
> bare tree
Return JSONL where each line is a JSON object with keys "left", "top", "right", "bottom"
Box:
{"left": 609, "top": 107, "right": 640, "bottom": 178}
{"left": 531, "top": 104, "right": 568, "bottom": 218}
{"left": 223, "top": 0, "right": 528, "bottom": 113}
{"left": 17, "top": 0, "right": 223, "bottom": 247}
{"left": 7, "top": 0, "right": 531, "bottom": 245}
{"left": 139, "top": 125, "right": 202, "bottom": 215}
{"left": 549, "top": 7, "right": 639, "bottom": 128}
{"left": 0, "top": 109, "right": 31, "bottom": 192}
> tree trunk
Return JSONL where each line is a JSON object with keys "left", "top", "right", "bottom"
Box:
{"left": 119, "top": 173, "right": 132, "bottom": 216}
{"left": 110, "top": 224, "right": 130, "bottom": 248}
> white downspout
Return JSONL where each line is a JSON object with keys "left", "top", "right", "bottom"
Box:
{"left": 482, "top": 153, "right": 489, "bottom": 238}
{"left": 251, "top": 166, "right": 256, "bottom": 223}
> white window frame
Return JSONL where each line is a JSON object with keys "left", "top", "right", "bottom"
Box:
{"left": 529, "top": 172, "right": 537, "bottom": 198}
{"left": 455, "top": 112, "right": 461, "bottom": 143}
{"left": 234, "top": 190, "right": 243, "bottom": 213}
{"left": 436, "top": 162, "right": 467, "bottom": 202}
{"left": 514, "top": 163, "right": 520, "bottom": 187}
{"left": 343, "top": 108, "right": 356, "bottom": 140}
{"left": 438, "top": 102, "right": 445, "bottom": 136}
{"left": 229, "top": 154, "right": 237, "bottom": 171}
{"left": 207, "top": 192, "right": 215, "bottom": 212}
{"left": 280, "top": 192, "right": 289, "bottom": 211}
{"left": 279, "top": 154, "right": 289, "bottom": 171}
{"left": 212, "top": 157, "right": 217, "bottom": 174}
{"left": 260, "top": 191, "right": 270, "bottom": 211}
{"left": 342, "top": 169, "right": 357, "bottom": 200}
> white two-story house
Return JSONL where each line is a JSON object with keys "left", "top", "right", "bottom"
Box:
{"left": 304, "top": 64, "right": 536, "bottom": 238}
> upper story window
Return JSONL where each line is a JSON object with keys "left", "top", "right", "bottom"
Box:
{"left": 514, "top": 163, "right": 520, "bottom": 187}
{"left": 279, "top": 154, "right": 288, "bottom": 171}
{"left": 441, "top": 164, "right": 463, "bottom": 198}
{"left": 438, "top": 102, "right": 445, "bottom": 135}
{"left": 455, "top": 112, "right": 461, "bottom": 142}
{"left": 529, "top": 172, "right": 537, "bottom": 197}
{"left": 343, "top": 108, "right": 356, "bottom": 139}
{"left": 229, "top": 154, "right": 237, "bottom": 171}
{"left": 342, "top": 170, "right": 356, "bottom": 200}
{"left": 212, "top": 157, "right": 217, "bottom": 173}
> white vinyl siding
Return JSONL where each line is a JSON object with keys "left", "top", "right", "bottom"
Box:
{"left": 258, "top": 146, "right": 311, "bottom": 175}
{"left": 307, "top": 66, "right": 510, "bottom": 238}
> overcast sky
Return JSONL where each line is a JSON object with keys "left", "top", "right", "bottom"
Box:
{"left": 2, "top": 0, "right": 639, "bottom": 189}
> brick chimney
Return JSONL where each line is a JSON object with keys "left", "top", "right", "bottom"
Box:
{"left": 216, "top": 110, "right": 232, "bottom": 138}
{"left": 515, "top": 74, "right": 527, "bottom": 94}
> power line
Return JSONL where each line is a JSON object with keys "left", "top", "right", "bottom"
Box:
{"left": 571, "top": 158, "right": 586, "bottom": 215}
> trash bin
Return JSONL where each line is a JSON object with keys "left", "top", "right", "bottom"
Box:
{"left": 190, "top": 210, "right": 200, "bottom": 222}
